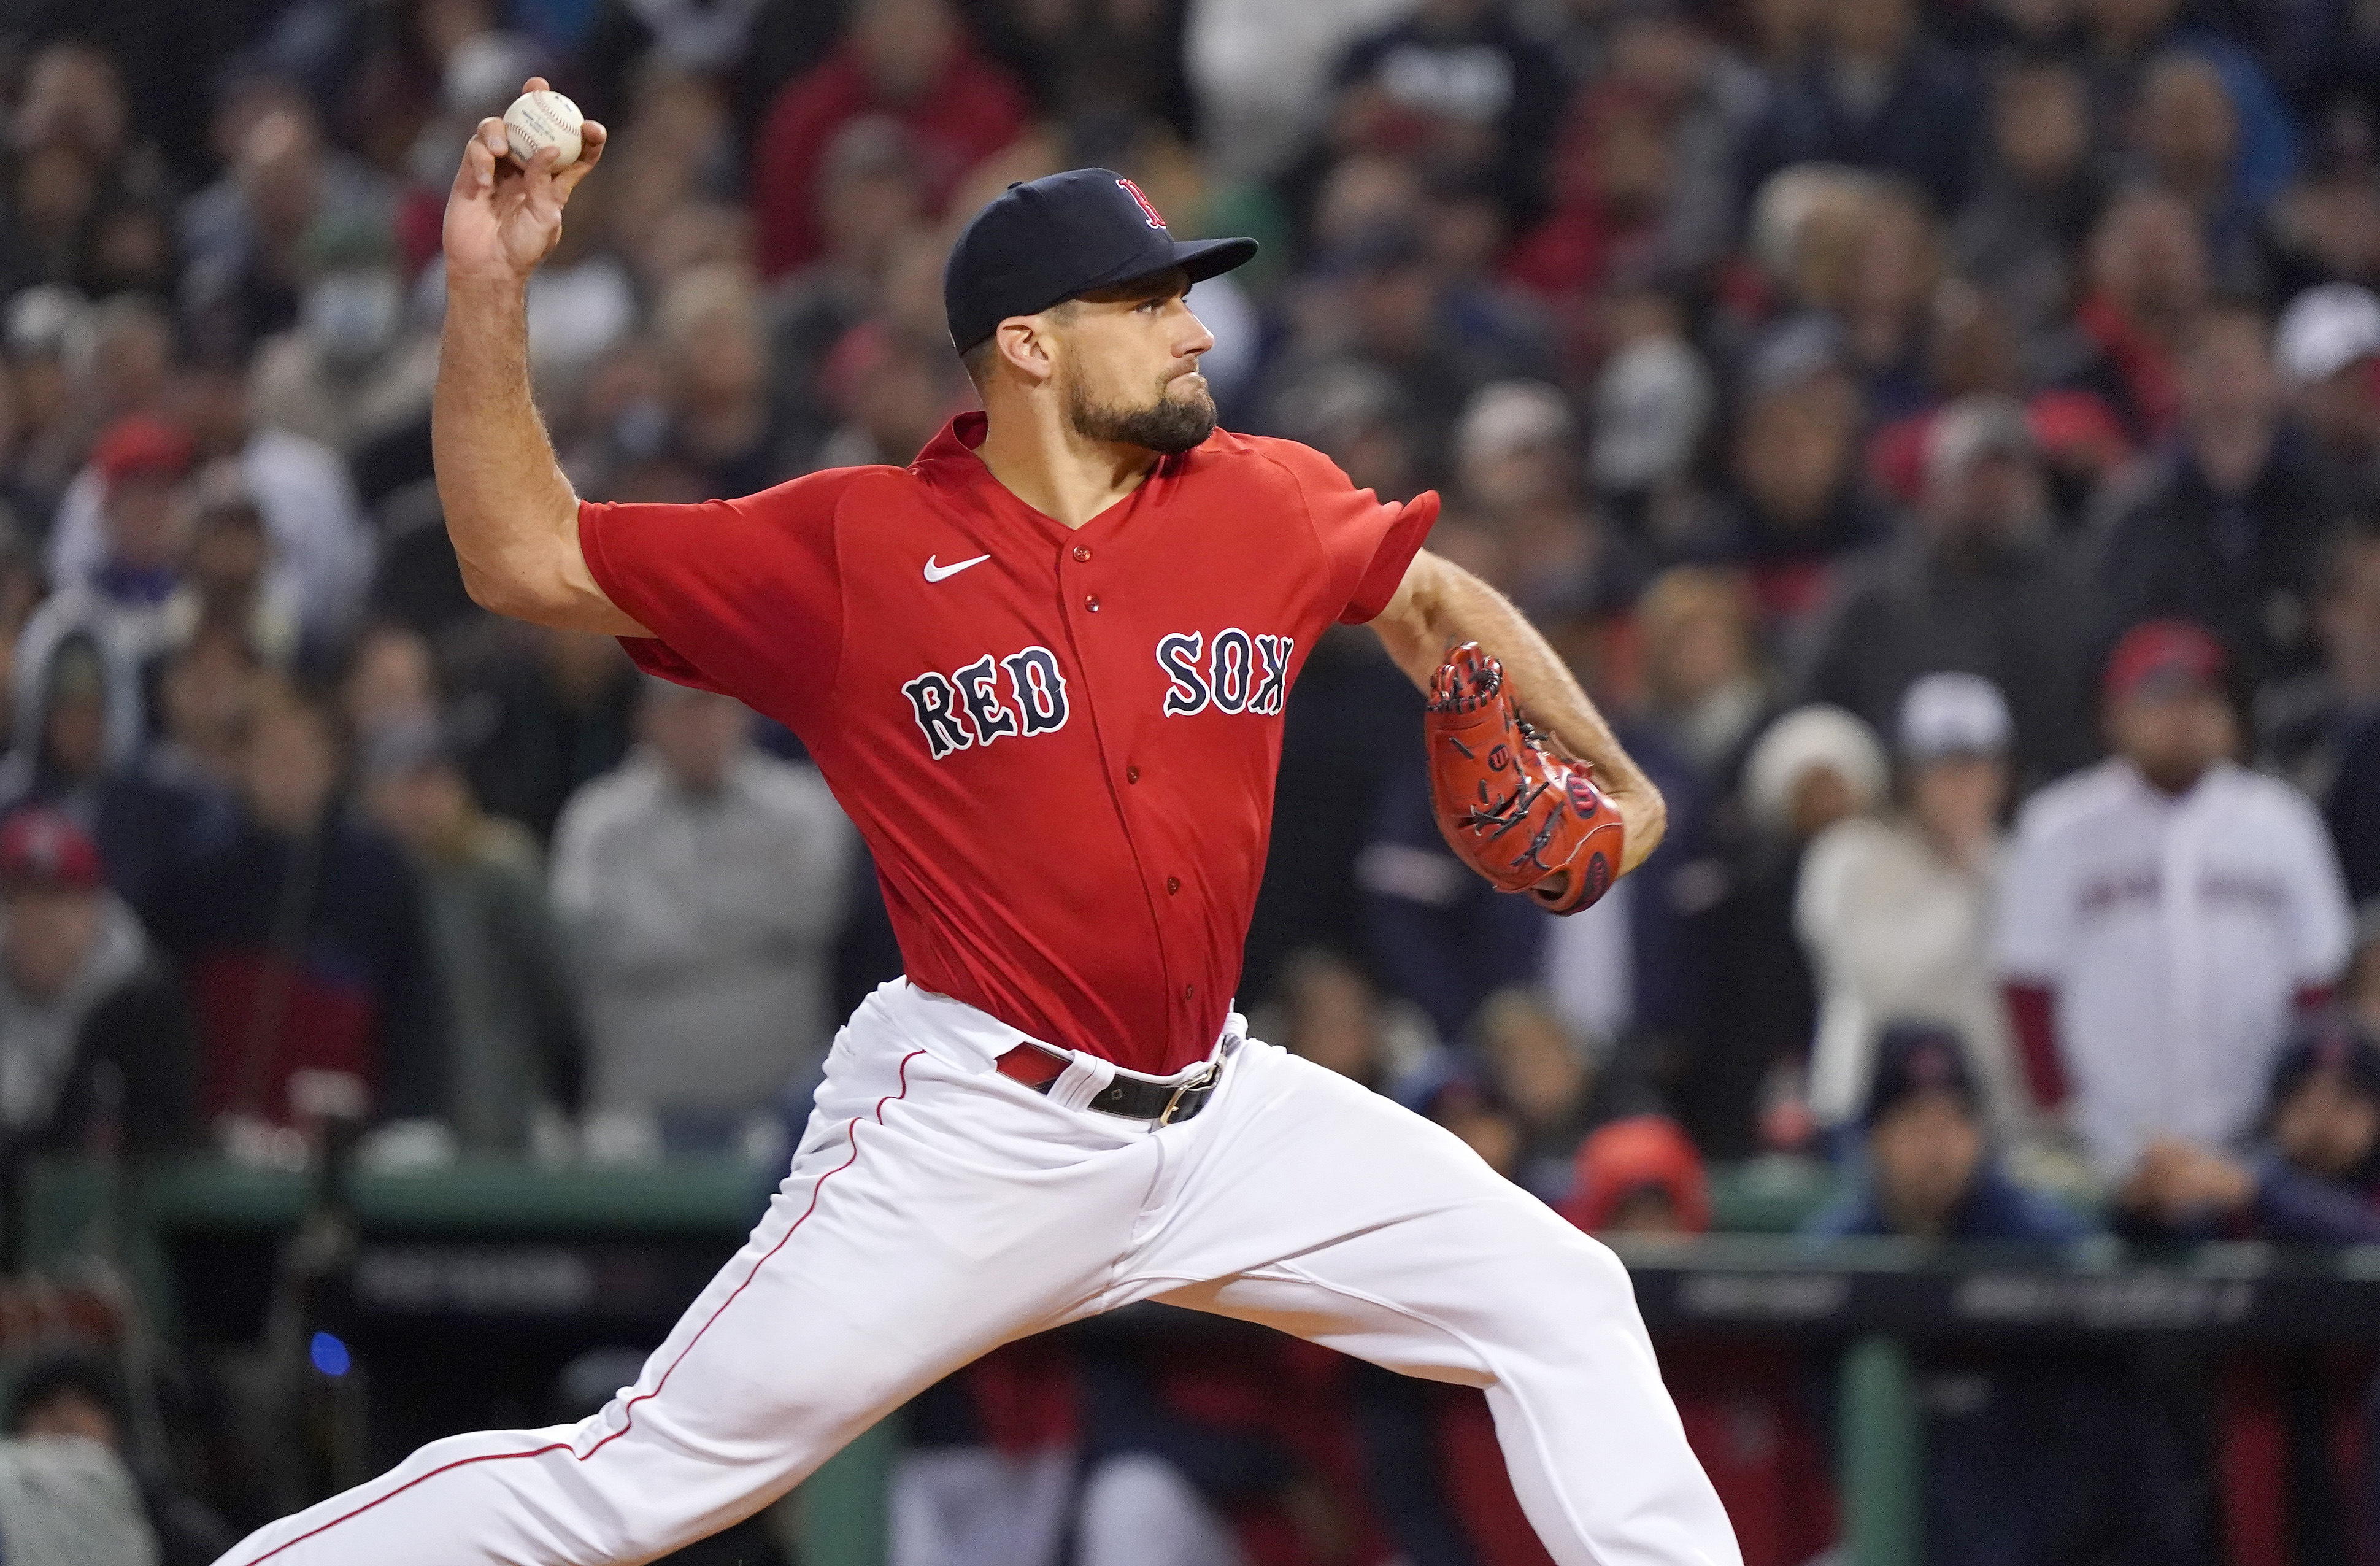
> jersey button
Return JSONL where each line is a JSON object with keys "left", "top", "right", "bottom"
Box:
{"left": 1183, "top": 984, "right": 1196, "bottom": 1000}
{"left": 1072, "top": 545, "right": 1092, "bottom": 562}
{"left": 1126, "top": 766, "right": 1141, "bottom": 783}
{"left": 1165, "top": 876, "right": 1180, "bottom": 895}
{"left": 1084, "top": 594, "right": 1100, "bottom": 612}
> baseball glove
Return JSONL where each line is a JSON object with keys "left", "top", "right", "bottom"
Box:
{"left": 1424, "top": 642, "right": 1625, "bottom": 916}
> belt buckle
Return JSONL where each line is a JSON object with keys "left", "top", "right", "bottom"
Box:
{"left": 1157, "top": 1062, "right": 1220, "bottom": 1126}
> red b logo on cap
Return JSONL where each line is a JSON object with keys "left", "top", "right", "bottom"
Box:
{"left": 1117, "top": 177, "right": 1166, "bottom": 231}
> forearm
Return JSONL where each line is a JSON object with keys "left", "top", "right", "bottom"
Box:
{"left": 1374, "top": 552, "right": 1665, "bottom": 868}
{"left": 433, "top": 98, "right": 643, "bottom": 634}
{"left": 434, "top": 279, "right": 595, "bottom": 622}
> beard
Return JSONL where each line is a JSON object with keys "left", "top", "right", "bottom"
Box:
{"left": 1063, "top": 363, "right": 1217, "bottom": 454}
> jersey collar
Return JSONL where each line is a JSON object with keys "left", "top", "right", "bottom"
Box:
{"left": 912, "top": 412, "right": 1193, "bottom": 545}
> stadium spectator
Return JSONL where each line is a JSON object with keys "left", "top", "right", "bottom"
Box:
{"left": 1589, "top": 288, "right": 1716, "bottom": 534}
{"left": 1315, "top": 0, "right": 1567, "bottom": 226}
{"left": 751, "top": 0, "right": 1029, "bottom": 278}
{"left": 57, "top": 413, "right": 195, "bottom": 657}
{"left": 1689, "top": 318, "right": 1888, "bottom": 618}
{"left": 0, "top": 607, "right": 225, "bottom": 919}
{"left": 2124, "top": 1019, "right": 2380, "bottom": 1244}
{"left": 177, "top": 87, "right": 396, "bottom": 362}
{"left": 1801, "top": 394, "right": 2097, "bottom": 792}
{"left": 1260, "top": 222, "right": 1552, "bottom": 492}
{"left": 1954, "top": 53, "right": 2106, "bottom": 365}
{"left": 2051, "top": 186, "right": 2208, "bottom": 444}
{"left": 1800, "top": 674, "right": 2029, "bottom": 1149}
{"left": 2, "top": 286, "right": 94, "bottom": 538}
{"left": 2093, "top": 303, "right": 2341, "bottom": 691}
{"left": 361, "top": 721, "right": 584, "bottom": 1156}
{"left": 152, "top": 623, "right": 259, "bottom": 793}
{"left": 0, "top": 808, "right": 198, "bottom": 1163}
{"left": 48, "top": 360, "right": 375, "bottom": 647}
{"left": 1452, "top": 380, "right": 1646, "bottom": 617}
{"left": 340, "top": 622, "right": 441, "bottom": 749}
{"left": 2074, "top": 0, "right": 2300, "bottom": 215}
{"left": 1669, "top": 704, "right": 1887, "bottom": 1157}
{"left": 1558, "top": 1113, "right": 1711, "bottom": 1236}
{"left": 1738, "top": 0, "right": 1981, "bottom": 217}
{"left": 247, "top": 218, "right": 439, "bottom": 461}
{"left": 2000, "top": 621, "right": 2354, "bottom": 1180}
{"left": 769, "top": 118, "right": 930, "bottom": 469}
{"left": 158, "top": 464, "right": 301, "bottom": 669}
{"left": 550, "top": 680, "right": 855, "bottom": 1160}
{"left": 1631, "top": 566, "right": 1773, "bottom": 800}
{"left": 7, "top": 1348, "right": 232, "bottom": 1566}
{"left": 2274, "top": 281, "right": 2380, "bottom": 514}
{"left": 453, "top": 624, "right": 641, "bottom": 843}
{"left": 1263, "top": 947, "right": 1429, "bottom": 1094}
{"left": 2124, "top": 52, "right": 2259, "bottom": 290}
{"left": 148, "top": 677, "right": 448, "bottom": 1144}
{"left": 1471, "top": 987, "right": 1639, "bottom": 1202}
{"left": 2271, "top": 525, "right": 2380, "bottom": 906}
{"left": 0, "top": 1417, "right": 160, "bottom": 1566}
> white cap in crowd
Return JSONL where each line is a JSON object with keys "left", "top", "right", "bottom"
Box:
{"left": 2274, "top": 283, "right": 2380, "bottom": 387}
{"left": 1897, "top": 671, "right": 2013, "bottom": 763}
{"left": 1925, "top": 394, "right": 2035, "bottom": 490}
{"left": 1743, "top": 704, "right": 1889, "bottom": 836}
{"left": 1456, "top": 380, "right": 1577, "bottom": 468}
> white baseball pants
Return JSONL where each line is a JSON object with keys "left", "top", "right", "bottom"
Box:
{"left": 217, "top": 978, "right": 1741, "bottom": 1566}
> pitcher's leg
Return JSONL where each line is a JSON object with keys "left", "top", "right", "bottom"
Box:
{"left": 1135, "top": 1043, "right": 1741, "bottom": 1566}
{"left": 218, "top": 1036, "right": 1159, "bottom": 1566}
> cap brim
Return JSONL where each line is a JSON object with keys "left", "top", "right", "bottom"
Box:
{"left": 1079, "top": 237, "right": 1259, "bottom": 298}
{"left": 1172, "top": 236, "right": 1258, "bottom": 283}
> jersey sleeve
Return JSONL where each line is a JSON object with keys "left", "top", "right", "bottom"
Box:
{"left": 2277, "top": 790, "right": 2354, "bottom": 986}
{"left": 1277, "top": 442, "right": 1441, "bottom": 625}
{"left": 577, "top": 472, "right": 849, "bottom": 733}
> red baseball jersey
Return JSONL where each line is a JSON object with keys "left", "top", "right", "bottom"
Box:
{"left": 579, "top": 412, "right": 1438, "bottom": 1076}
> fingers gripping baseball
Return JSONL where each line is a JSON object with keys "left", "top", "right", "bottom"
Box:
{"left": 1423, "top": 642, "right": 1625, "bottom": 915}
{"left": 444, "top": 78, "right": 606, "bottom": 284}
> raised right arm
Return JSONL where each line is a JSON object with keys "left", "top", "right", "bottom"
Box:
{"left": 434, "top": 80, "right": 649, "bottom": 636}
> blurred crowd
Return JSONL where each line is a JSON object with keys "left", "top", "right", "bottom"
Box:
{"left": 6, "top": 0, "right": 2380, "bottom": 1559}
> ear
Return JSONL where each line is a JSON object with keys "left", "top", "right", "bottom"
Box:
{"left": 993, "top": 315, "right": 1057, "bottom": 387}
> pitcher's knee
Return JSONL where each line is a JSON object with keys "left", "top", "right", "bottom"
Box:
{"left": 1471, "top": 1224, "right": 1644, "bottom": 1353}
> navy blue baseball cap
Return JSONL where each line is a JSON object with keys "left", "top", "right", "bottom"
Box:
{"left": 944, "top": 168, "right": 1258, "bottom": 354}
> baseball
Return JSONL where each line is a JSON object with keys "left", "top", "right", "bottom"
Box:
{"left": 503, "top": 90, "right": 583, "bottom": 169}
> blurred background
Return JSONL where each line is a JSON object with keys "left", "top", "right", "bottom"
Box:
{"left": 1, "top": 0, "right": 2380, "bottom": 1562}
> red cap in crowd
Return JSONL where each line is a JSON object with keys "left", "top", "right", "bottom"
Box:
{"left": 1558, "top": 1114, "right": 1712, "bottom": 1236}
{"left": 2103, "top": 619, "right": 2227, "bottom": 708}
{"left": 89, "top": 414, "right": 195, "bottom": 487}
{"left": 0, "top": 808, "right": 106, "bottom": 892}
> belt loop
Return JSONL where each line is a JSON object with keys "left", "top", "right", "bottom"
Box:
{"left": 1046, "top": 1052, "right": 1117, "bottom": 1113}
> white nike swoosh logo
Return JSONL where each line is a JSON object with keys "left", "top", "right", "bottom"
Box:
{"left": 923, "top": 552, "right": 992, "bottom": 583}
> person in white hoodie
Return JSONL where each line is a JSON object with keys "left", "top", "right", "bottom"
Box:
{"left": 1798, "top": 672, "right": 2029, "bottom": 1149}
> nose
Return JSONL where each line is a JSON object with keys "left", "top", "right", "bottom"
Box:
{"left": 1177, "top": 307, "right": 1215, "bottom": 363}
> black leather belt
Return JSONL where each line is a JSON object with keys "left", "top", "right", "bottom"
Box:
{"left": 995, "top": 1044, "right": 1222, "bottom": 1124}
